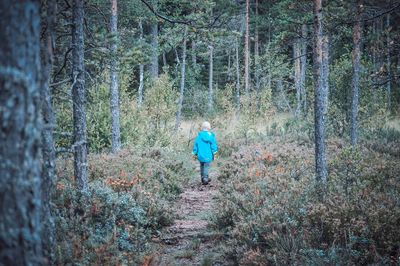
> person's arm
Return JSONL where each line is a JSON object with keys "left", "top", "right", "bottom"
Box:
{"left": 192, "top": 136, "right": 198, "bottom": 156}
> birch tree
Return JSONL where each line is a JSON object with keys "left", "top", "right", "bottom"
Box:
{"left": 175, "top": 26, "right": 188, "bottom": 130}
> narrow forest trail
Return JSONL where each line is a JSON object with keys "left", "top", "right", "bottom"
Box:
{"left": 149, "top": 167, "right": 225, "bottom": 266}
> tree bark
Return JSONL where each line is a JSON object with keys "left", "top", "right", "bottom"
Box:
{"left": 313, "top": 0, "right": 328, "bottom": 186}
{"left": 175, "top": 26, "right": 188, "bottom": 131}
{"left": 40, "top": 0, "right": 57, "bottom": 261}
{"left": 150, "top": 2, "right": 159, "bottom": 81}
{"left": 236, "top": 36, "right": 240, "bottom": 109}
{"left": 350, "top": 0, "right": 363, "bottom": 146}
{"left": 72, "top": 0, "right": 88, "bottom": 192}
{"left": 244, "top": 0, "right": 250, "bottom": 98}
{"left": 300, "top": 24, "right": 308, "bottom": 114}
{"left": 294, "top": 38, "right": 302, "bottom": 116}
{"left": 255, "top": 0, "right": 261, "bottom": 110}
{"left": 0, "top": 1, "right": 44, "bottom": 264}
{"left": 386, "top": 13, "right": 391, "bottom": 110}
{"left": 138, "top": 20, "right": 144, "bottom": 106}
{"left": 109, "top": 0, "right": 121, "bottom": 152}
{"left": 208, "top": 45, "right": 214, "bottom": 113}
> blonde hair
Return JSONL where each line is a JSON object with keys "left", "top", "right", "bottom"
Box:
{"left": 201, "top": 121, "right": 211, "bottom": 131}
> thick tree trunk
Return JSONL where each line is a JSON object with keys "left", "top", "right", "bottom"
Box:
{"left": 40, "top": 0, "right": 57, "bottom": 261}
{"left": 236, "top": 36, "right": 240, "bottom": 109}
{"left": 0, "top": 1, "right": 43, "bottom": 264}
{"left": 208, "top": 45, "right": 214, "bottom": 113}
{"left": 109, "top": 0, "right": 121, "bottom": 152}
{"left": 138, "top": 20, "right": 144, "bottom": 106}
{"left": 313, "top": 0, "right": 328, "bottom": 186}
{"left": 350, "top": 0, "right": 363, "bottom": 146}
{"left": 244, "top": 0, "right": 250, "bottom": 98}
{"left": 175, "top": 26, "right": 188, "bottom": 131}
{"left": 300, "top": 24, "right": 308, "bottom": 114}
{"left": 72, "top": 0, "right": 88, "bottom": 192}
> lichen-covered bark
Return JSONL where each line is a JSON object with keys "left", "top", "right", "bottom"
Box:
{"left": 40, "top": 0, "right": 57, "bottom": 261}
{"left": 109, "top": 0, "right": 121, "bottom": 152}
{"left": 0, "top": 1, "right": 44, "bottom": 264}
{"left": 350, "top": 0, "right": 363, "bottom": 146}
{"left": 175, "top": 26, "right": 188, "bottom": 131}
{"left": 313, "top": 0, "right": 328, "bottom": 186}
{"left": 72, "top": 0, "right": 88, "bottom": 191}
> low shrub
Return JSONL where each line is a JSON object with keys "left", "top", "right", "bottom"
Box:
{"left": 54, "top": 147, "right": 195, "bottom": 264}
{"left": 213, "top": 139, "right": 400, "bottom": 265}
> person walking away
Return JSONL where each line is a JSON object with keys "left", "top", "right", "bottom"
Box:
{"left": 192, "top": 121, "right": 218, "bottom": 185}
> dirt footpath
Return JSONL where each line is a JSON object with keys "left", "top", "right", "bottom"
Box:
{"left": 149, "top": 170, "right": 226, "bottom": 266}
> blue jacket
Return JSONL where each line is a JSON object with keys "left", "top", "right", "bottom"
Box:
{"left": 192, "top": 130, "right": 218, "bottom": 163}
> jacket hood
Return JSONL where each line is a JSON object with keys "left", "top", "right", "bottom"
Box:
{"left": 199, "top": 131, "right": 213, "bottom": 142}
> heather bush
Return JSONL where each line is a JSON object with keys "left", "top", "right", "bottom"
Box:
{"left": 54, "top": 147, "right": 195, "bottom": 264}
{"left": 213, "top": 139, "right": 400, "bottom": 265}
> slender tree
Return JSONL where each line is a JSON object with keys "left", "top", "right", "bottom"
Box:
{"left": 386, "top": 13, "right": 391, "bottom": 110}
{"left": 150, "top": 0, "right": 159, "bottom": 81}
{"left": 236, "top": 36, "right": 240, "bottom": 109}
{"left": 192, "top": 41, "right": 197, "bottom": 67}
{"left": 294, "top": 38, "right": 302, "bottom": 116}
{"left": 138, "top": 20, "right": 144, "bottom": 106}
{"left": 300, "top": 24, "right": 308, "bottom": 114}
{"left": 255, "top": 0, "right": 261, "bottom": 109}
{"left": 0, "top": 1, "right": 44, "bottom": 264}
{"left": 109, "top": 0, "right": 121, "bottom": 152}
{"left": 313, "top": 0, "right": 329, "bottom": 186}
{"left": 244, "top": 0, "right": 250, "bottom": 98}
{"left": 350, "top": 0, "right": 363, "bottom": 146}
{"left": 208, "top": 44, "right": 214, "bottom": 112}
{"left": 72, "top": 0, "right": 88, "bottom": 191}
{"left": 175, "top": 26, "right": 188, "bottom": 130}
{"left": 40, "top": 0, "right": 57, "bottom": 260}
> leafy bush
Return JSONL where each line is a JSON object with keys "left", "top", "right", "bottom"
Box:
{"left": 213, "top": 139, "right": 400, "bottom": 265}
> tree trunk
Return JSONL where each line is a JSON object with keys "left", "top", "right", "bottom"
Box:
{"left": 138, "top": 20, "right": 144, "bottom": 106}
{"left": 350, "top": 0, "right": 363, "bottom": 146}
{"left": 236, "top": 36, "right": 240, "bottom": 109}
{"left": 109, "top": 0, "right": 121, "bottom": 152}
{"left": 150, "top": 10, "right": 159, "bottom": 81}
{"left": 72, "top": 0, "right": 88, "bottom": 192}
{"left": 40, "top": 0, "right": 57, "bottom": 261}
{"left": 255, "top": 0, "right": 261, "bottom": 109}
{"left": 313, "top": 0, "right": 328, "bottom": 187}
{"left": 386, "top": 13, "right": 391, "bottom": 110}
{"left": 294, "top": 38, "right": 302, "bottom": 116}
{"left": 175, "top": 26, "right": 188, "bottom": 131}
{"left": 300, "top": 24, "right": 308, "bottom": 114}
{"left": 244, "top": 0, "right": 250, "bottom": 98}
{"left": 0, "top": 1, "right": 44, "bottom": 264}
{"left": 208, "top": 45, "right": 214, "bottom": 113}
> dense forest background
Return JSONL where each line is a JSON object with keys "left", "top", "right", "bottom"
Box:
{"left": 1, "top": 0, "right": 399, "bottom": 265}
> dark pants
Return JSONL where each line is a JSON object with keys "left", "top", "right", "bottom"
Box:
{"left": 200, "top": 162, "right": 211, "bottom": 184}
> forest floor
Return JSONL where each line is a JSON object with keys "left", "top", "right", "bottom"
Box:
{"left": 148, "top": 164, "right": 226, "bottom": 266}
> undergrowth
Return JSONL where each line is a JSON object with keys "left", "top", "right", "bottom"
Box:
{"left": 213, "top": 138, "right": 400, "bottom": 265}
{"left": 54, "top": 147, "right": 194, "bottom": 264}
